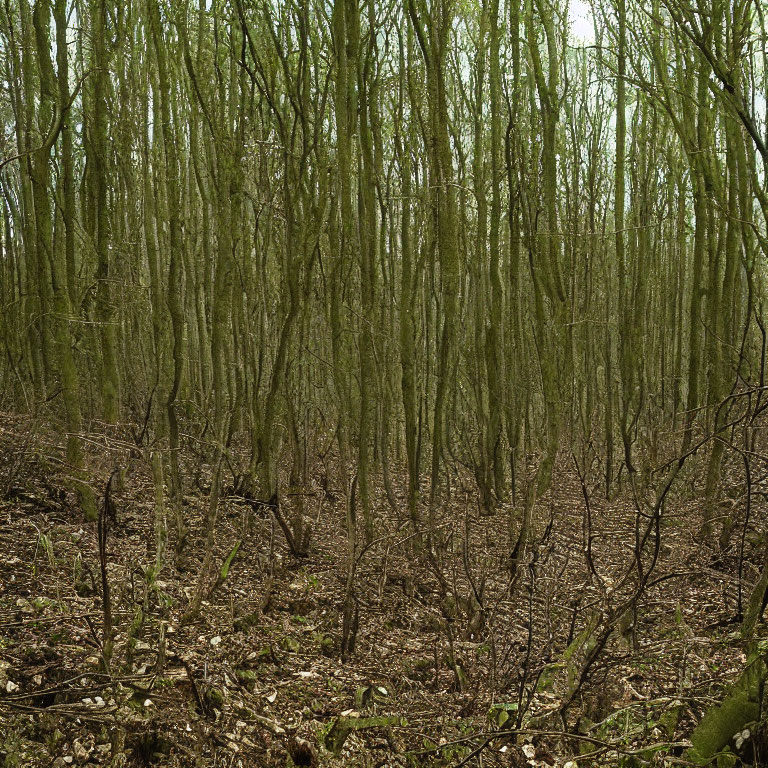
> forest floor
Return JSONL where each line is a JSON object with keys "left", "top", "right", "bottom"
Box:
{"left": 0, "top": 413, "right": 765, "bottom": 767}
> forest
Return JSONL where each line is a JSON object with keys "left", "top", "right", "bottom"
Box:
{"left": 1, "top": 0, "right": 768, "bottom": 764}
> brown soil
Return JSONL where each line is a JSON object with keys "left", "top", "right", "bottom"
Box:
{"left": 0, "top": 413, "right": 764, "bottom": 767}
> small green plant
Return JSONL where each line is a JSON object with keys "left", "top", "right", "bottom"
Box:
{"left": 32, "top": 528, "right": 56, "bottom": 577}
{"left": 489, "top": 702, "right": 519, "bottom": 729}
{"left": 48, "top": 629, "right": 71, "bottom": 644}
{"left": 40, "top": 533, "right": 55, "bottom": 567}
{"left": 281, "top": 636, "right": 300, "bottom": 652}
